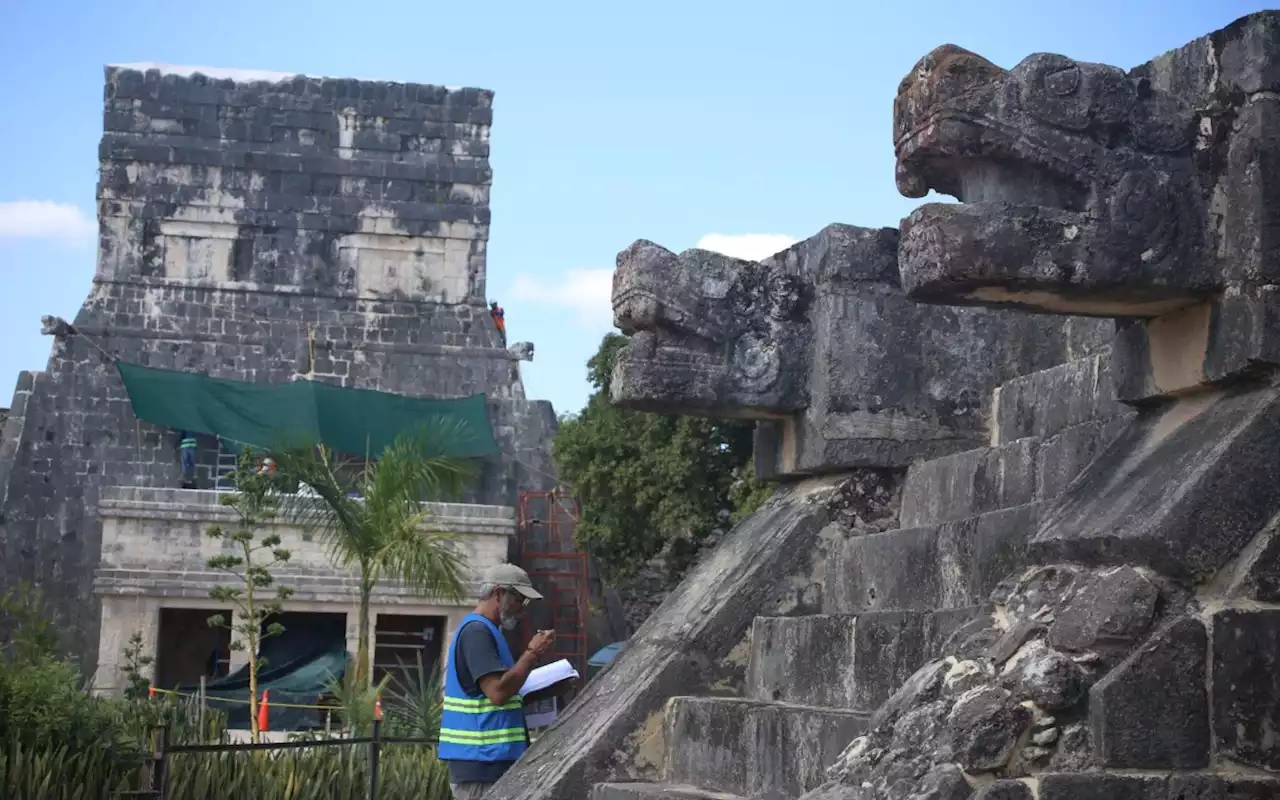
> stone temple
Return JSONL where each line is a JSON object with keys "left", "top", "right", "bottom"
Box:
{"left": 7, "top": 10, "right": 1280, "bottom": 798}
{"left": 483, "top": 11, "right": 1280, "bottom": 800}
{"left": 0, "top": 63, "right": 588, "bottom": 696}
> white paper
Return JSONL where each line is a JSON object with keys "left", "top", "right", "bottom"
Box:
{"left": 519, "top": 659, "right": 579, "bottom": 696}
{"left": 524, "top": 697, "right": 559, "bottom": 729}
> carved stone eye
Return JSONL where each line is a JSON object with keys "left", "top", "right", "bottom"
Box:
{"left": 1044, "top": 65, "right": 1080, "bottom": 96}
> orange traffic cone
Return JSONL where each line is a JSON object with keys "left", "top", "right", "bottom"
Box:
{"left": 258, "top": 690, "right": 270, "bottom": 732}
{"left": 375, "top": 695, "right": 383, "bottom": 721}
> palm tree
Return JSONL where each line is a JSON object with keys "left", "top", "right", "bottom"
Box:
{"left": 275, "top": 423, "right": 478, "bottom": 685}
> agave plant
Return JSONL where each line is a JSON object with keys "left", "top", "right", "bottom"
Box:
{"left": 381, "top": 652, "right": 444, "bottom": 742}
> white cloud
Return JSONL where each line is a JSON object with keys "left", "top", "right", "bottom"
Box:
{"left": 510, "top": 268, "right": 614, "bottom": 330}
{"left": 506, "top": 232, "right": 798, "bottom": 332}
{"left": 695, "top": 232, "right": 798, "bottom": 261}
{"left": 0, "top": 201, "right": 96, "bottom": 245}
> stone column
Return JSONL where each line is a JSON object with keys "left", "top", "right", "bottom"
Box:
{"left": 93, "top": 595, "right": 159, "bottom": 696}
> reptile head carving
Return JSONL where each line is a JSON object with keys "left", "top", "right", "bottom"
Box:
{"left": 610, "top": 240, "right": 811, "bottom": 418}
{"left": 893, "top": 42, "right": 1222, "bottom": 317}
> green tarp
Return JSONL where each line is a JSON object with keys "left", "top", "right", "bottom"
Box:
{"left": 116, "top": 362, "right": 499, "bottom": 458}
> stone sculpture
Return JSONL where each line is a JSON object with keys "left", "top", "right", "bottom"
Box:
{"left": 487, "top": 224, "right": 1111, "bottom": 799}
{"left": 803, "top": 12, "right": 1280, "bottom": 799}
{"left": 502, "top": 11, "right": 1280, "bottom": 800}
{"left": 611, "top": 226, "right": 1109, "bottom": 477}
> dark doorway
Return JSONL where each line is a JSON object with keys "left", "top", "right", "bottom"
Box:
{"left": 155, "top": 607, "right": 233, "bottom": 689}
{"left": 374, "top": 614, "right": 446, "bottom": 692}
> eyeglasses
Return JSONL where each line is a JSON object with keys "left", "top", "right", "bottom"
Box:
{"left": 501, "top": 587, "right": 530, "bottom": 608}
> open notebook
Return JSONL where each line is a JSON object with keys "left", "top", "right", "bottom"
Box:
{"left": 519, "top": 658, "right": 580, "bottom": 696}
{"left": 520, "top": 659, "right": 580, "bottom": 729}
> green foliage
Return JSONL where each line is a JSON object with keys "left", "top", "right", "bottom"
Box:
{"left": 206, "top": 449, "right": 295, "bottom": 742}
{"left": 274, "top": 422, "right": 476, "bottom": 684}
{"left": 729, "top": 466, "right": 775, "bottom": 523}
{"left": 0, "top": 581, "right": 452, "bottom": 799}
{"left": 553, "top": 333, "right": 770, "bottom": 577}
{"left": 382, "top": 653, "right": 445, "bottom": 742}
{"left": 120, "top": 632, "right": 155, "bottom": 701}
{"left": 160, "top": 745, "right": 453, "bottom": 800}
{"left": 321, "top": 668, "right": 392, "bottom": 738}
{"left": 0, "top": 583, "right": 62, "bottom": 664}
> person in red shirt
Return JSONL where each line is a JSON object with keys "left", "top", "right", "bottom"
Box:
{"left": 489, "top": 301, "right": 506, "bottom": 344}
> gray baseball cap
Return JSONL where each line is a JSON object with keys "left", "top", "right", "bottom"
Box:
{"left": 483, "top": 563, "right": 543, "bottom": 600}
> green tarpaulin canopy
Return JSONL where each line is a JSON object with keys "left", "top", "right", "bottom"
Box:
{"left": 116, "top": 362, "right": 499, "bottom": 458}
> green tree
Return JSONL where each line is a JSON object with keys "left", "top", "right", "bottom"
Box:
{"left": 205, "top": 450, "right": 295, "bottom": 743}
{"left": 275, "top": 424, "right": 476, "bottom": 686}
{"left": 553, "top": 333, "right": 773, "bottom": 578}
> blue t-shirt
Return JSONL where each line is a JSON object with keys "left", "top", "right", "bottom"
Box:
{"left": 445, "top": 620, "right": 524, "bottom": 784}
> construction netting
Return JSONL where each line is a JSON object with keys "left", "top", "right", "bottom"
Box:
{"left": 176, "top": 616, "right": 349, "bottom": 731}
{"left": 116, "top": 362, "right": 499, "bottom": 458}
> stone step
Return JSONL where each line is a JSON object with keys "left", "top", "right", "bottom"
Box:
{"left": 746, "top": 609, "right": 977, "bottom": 711}
{"left": 825, "top": 503, "right": 1039, "bottom": 615}
{"left": 1035, "top": 416, "right": 1131, "bottom": 502}
{"left": 664, "top": 696, "right": 867, "bottom": 798}
{"left": 899, "top": 438, "right": 1038, "bottom": 528}
{"left": 591, "top": 784, "right": 744, "bottom": 800}
{"left": 992, "top": 348, "right": 1131, "bottom": 445}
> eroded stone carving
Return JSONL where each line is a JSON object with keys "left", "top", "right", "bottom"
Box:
{"left": 895, "top": 14, "right": 1280, "bottom": 321}
{"left": 611, "top": 224, "right": 1110, "bottom": 477}
{"left": 800, "top": 13, "right": 1280, "bottom": 798}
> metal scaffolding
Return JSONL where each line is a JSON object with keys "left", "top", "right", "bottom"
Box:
{"left": 515, "top": 489, "right": 588, "bottom": 680}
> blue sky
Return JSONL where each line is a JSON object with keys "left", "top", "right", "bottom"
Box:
{"left": 0, "top": 1, "right": 1270, "bottom": 416}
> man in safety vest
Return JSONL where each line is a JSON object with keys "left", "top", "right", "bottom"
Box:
{"left": 440, "top": 563, "right": 554, "bottom": 799}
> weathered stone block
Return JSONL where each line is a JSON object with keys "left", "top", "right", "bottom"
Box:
{"left": 489, "top": 478, "right": 863, "bottom": 800}
{"left": 1089, "top": 617, "right": 1208, "bottom": 769}
{"left": 590, "top": 784, "right": 742, "bottom": 800}
{"left": 992, "top": 349, "right": 1124, "bottom": 444}
{"left": 1165, "top": 775, "right": 1280, "bottom": 799}
{"left": 941, "top": 685, "right": 1031, "bottom": 772}
{"left": 1031, "top": 385, "right": 1280, "bottom": 580}
{"left": 825, "top": 525, "right": 940, "bottom": 613}
{"left": 1048, "top": 566, "right": 1158, "bottom": 652}
{"left": 747, "top": 611, "right": 940, "bottom": 711}
{"left": 663, "top": 696, "right": 868, "bottom": 798}
{"left": 1034, "top": 416, "right": 1130, "bottom": 502}
{"left": 899, "top": 438, "right": 1037, "bottom": 528}
{"left": 1112, "top": 289, "right": 1280, "bottom": 404}
{"left": 974, "top": 779, "right": 1032, "bottom": 800}
{"left": 937, "top": 503, "right": 1038, "bottom": 608}
{"left": 827, "top": 505, "right": 1037, "bottom": 615}
{"left": 1038, "top": 774, "right": 1165, "bottom": 800}
{"left": 1231, "top": 525, "right": 1280, "bottom": 602}
{"left": 611, "top": 224, "right": 1108, "bottom": 478}
{"left": 1212, "top": 609, "right": 1280, "bottom": 771}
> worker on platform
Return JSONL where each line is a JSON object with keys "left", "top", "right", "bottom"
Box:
{"left": 440, "top": 563, "right": 554, "bottom": 799}
{"left": 489, "top": 301, "right": 506, "bottom": 345}
{"left": 177, "top": 430, "right": 198, "bottom": 489}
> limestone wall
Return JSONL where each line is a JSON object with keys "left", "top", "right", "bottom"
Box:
{"left": 0, "top": 65, "right": 558, "bottom": 672}
{"left": 94, "top": 486, "right": 513, "bottom": 597}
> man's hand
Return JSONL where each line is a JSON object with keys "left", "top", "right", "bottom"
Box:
{"left": 527, "top": 630, "right": 556, "bottom": 657}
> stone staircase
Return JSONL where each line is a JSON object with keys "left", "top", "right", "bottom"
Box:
{"left": 592, "top": 348, "right": 1133, "bottom": 799}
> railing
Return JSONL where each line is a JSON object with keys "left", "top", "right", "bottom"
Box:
{"left": 131, "top": 720, "right": 435, "bottom": 800}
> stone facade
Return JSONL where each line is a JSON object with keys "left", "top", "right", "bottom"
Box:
{"left": 92, "top": 486, "right": 513, "bottom": 691}
{"left": 499, "top": 11, "right": 1280, "bottom": 800}
{"left": 0, "top": 64, "right": 559, "bottom": 675}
